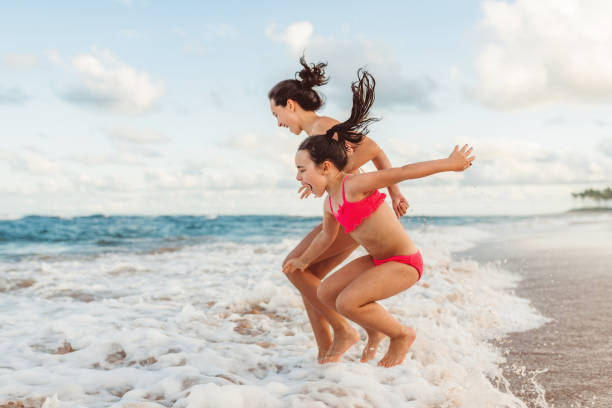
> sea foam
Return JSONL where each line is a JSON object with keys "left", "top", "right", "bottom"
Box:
{"left": 0, "top": 222, "right": 548, "bottom": 407}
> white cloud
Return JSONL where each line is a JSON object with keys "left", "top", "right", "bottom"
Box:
{"left": 68, "top": 150, "right": 158, "bottom": 166}
{"left": 74, "top": 173, "right": 134, "bottom": 192}
{"left": 224, "top": 130, "right": 300, "bottom": 168}
{"left": 110, "top": 127, "right": 169, "bottom": 144}
{"left": 45, "top": 49, "right": 64, "bottom": 65}
{"left": 473, "top": 0, "right": 612, "bottom": 109}
{"left": 144, "top": 168, "right": 202, "bottom": 190}
{"left": 68, "top": 153, "right": 113, "bottom": 166}
{"left": 0, "top": 87, "right": 29, "bottom": 104}
{"left": 384, "top": 138, "right": 423, "bottom": 162}
{"left": 10, "top": 151, "right": 63, "bottom": 174}
{"left": 449, "top": 65, "right": 461, "bottom": 81}
{"left": 63, "top": 48, "right": 163, "bottom": 114}
{"left": 598, "top": 136, "right": 612, "bottom": 157}
{"left": 266, "top": 22, "right": 314, "bottom": 56}
{"left": 267, "top": 22, "right": 436, "bottom": 110}
{"left": 143, "top": 167, "right": 280, "bottom": 191}
{"left": 1, "top": 54, "right": 39, "bottom": 69}
{"left": 458, "top": 138, "right": 612, "bottom": 185}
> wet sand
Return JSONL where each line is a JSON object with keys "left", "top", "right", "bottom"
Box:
{"left": 458, "top": 219, "right": 612, "bottom": 407}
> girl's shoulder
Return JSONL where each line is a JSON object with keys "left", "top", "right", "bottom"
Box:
{"left": 311, "top": 116, "right": 340, "bottom": 135}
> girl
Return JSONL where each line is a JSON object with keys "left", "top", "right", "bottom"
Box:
{"left": 282, "top": 70, "right": 475, "bottom": 367}
{"left": 269, "top": 57, "right": 409, "bottom": 364}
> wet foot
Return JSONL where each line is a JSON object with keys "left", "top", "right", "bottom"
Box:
{"left": 361, "top": 330, "right": 386, "bottom": 363}
{"left": 320, "top": 326, "right": 360, "bottom": 364}
{"left": 378, "top": 327, "right": 416, "bottom": 368}
{"left": 317, "top": 344, "right": 331, "bottom": 362}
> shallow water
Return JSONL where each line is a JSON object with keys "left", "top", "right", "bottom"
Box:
{"left": 0, "top": 214, "right": 570, "bottom": 407}
{"left": 459, "top": 217, "right": 612, "bottom": 408}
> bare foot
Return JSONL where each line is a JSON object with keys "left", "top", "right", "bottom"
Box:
{"left": 378, "top": 327, "right": 416, "bottom": 368}
{"left": 361, "top": 329, "right": 385, "bottom": 363}
{"left": 320, "top": 326, "right": 360, "bottom": 363}
{"left": 317, "top": 344, "right": 331, "bottom": 362}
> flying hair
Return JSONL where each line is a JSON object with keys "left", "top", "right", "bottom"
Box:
{"left": 299, "top": 68, "right": 380, "bottom": 171}
{"left": 268, "top": 55, "right": 329, "bottom": 111}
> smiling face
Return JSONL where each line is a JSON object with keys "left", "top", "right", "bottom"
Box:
{"left": 270, "top": 98, "right": 301, "bottom": 135}
{"left": 294, "top": 149, "right": 329, "bottom": 197}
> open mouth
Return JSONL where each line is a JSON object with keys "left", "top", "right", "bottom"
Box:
{"left": 301, "top": 183, "right": 314, "bottom": 194}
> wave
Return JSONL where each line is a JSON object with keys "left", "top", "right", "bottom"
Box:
{"left": 0, "top": 223, "right": 548, "bottom": 407}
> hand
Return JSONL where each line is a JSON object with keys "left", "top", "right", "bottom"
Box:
{"left": 298, "top": 184, "right": 312, "bottom": 199}
{"left": 391, "top": 193, "right": 409, "bottom": 218}
{"left": 447, "top": 144, "right": 475, "bottom": 171}
{"left": 282, "top": 258, "right": 308, "bottom": 276}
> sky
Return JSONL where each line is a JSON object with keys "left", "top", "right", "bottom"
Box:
{"left": 1, "top": 0, "right": 611, "bottom": 217}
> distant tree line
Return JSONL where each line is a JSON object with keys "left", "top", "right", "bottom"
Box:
{"left": 572, "top": 187, "right": 612, "bottom": 203}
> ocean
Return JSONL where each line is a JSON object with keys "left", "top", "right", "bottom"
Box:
{"left": 1, "top": 213, "right": 609, "bottom": 407}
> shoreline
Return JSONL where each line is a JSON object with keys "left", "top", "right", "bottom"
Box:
{"left": 6, "top": 210, "right": 612, "bottom": 220}
{"left": 455, "top": 220, "right": 612, "bottom": 407}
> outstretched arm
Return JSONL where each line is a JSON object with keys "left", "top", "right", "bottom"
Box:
{"left": 282, "top": 200, "right": 340, "bottom": 275}
{"left": 348, "top": 145, "right": 475, "bottom": 196}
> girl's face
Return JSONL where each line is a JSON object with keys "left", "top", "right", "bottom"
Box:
{"left": 294, "top": 150, "right": 329, "bottom": 197}
{"left": 270, "top": 99, "right": 301, "bottom": 135}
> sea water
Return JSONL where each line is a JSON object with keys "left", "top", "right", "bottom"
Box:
{"left": 0, "top": 214, "right": 559, "bottom": 407}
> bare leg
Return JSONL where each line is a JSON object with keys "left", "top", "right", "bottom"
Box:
{"left": 302, "top": 297, "right": 331, "bottom": 361}
{"left": 282, "top": 223, "right": 360, "bottom": 363}
{"left": 320, "top": 259, "right": 420, "bottom": 367}
{"left": 284, "top": 256, "right": 359, "bottom": 363}
{"left": 317, "top": 256, "right": 386, "bottom": 363}
{"left": 361, "top": 328, "right": 386, "bottom": 363}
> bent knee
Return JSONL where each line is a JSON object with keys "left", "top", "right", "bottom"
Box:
{"left": 335, "top": 294, "right": 359, "bottom": 316}
{"left": 317, "top": 283, "right": 336, "bottom": 309}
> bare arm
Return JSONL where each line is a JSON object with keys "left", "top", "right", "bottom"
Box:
{"left": 369, "top": 142, "right": 400, "bottom": 194}
{"left": 347, "top": 145, "right": 475, "bottom": 197}
{"left": 282, "top": 200, "right": 340, "bottom": 274}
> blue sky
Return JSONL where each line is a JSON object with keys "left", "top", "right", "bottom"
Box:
{"left": 1, "top": 0, "right": 611, "bottom": 217}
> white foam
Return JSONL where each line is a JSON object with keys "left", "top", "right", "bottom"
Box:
{"left": 0, "top": 222, "right": 548, "bottom": 407}
{"left": 0, "top": 214, "right": 25, "bottom": 221}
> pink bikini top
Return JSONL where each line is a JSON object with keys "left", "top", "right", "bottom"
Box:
{"left": 328, "top": 175, "right": 387, "bottom": 233}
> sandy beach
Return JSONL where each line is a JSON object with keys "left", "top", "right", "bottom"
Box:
{"left": 459, "top": 215, "right": 612, "bottom": 408}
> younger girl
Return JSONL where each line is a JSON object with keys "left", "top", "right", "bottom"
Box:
{"left": 283, "top": 70, "right": 475, "bottom": 367}
{"left": 270, "top": 57, "right": 409, "bottom": 364}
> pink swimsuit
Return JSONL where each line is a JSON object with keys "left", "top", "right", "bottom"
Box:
{"left": 372, "top": 253, "right": 423, "bottom": 280}
{"left": 328, "top": 175, "right": 386, "bottom": 234}
{"left": 328, "top": 175, "right": 423, "bottom": 280}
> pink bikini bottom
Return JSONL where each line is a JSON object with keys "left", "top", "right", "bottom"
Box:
{"left": 372, "top": 251, "right": 423, "bottom": 280}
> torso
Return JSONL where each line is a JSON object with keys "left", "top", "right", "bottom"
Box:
{"left": 348, "top": 203, "right": 416, "bottom": 259}
{"left": 312, "top": 116, "right": 405, "bottom": 254}
{"left": 327, "top": 175, "right": 416, "bottom": 259}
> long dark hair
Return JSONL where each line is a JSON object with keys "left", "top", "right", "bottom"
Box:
{"left": 298, "top": 68, "right": 379, "bottom": 170}
{"left": 268, "top": 56, "right": 328, "bottom": 110}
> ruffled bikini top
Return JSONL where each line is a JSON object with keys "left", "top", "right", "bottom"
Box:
{"left": 328, "top": 175, "right": 386, "bottom": 233}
